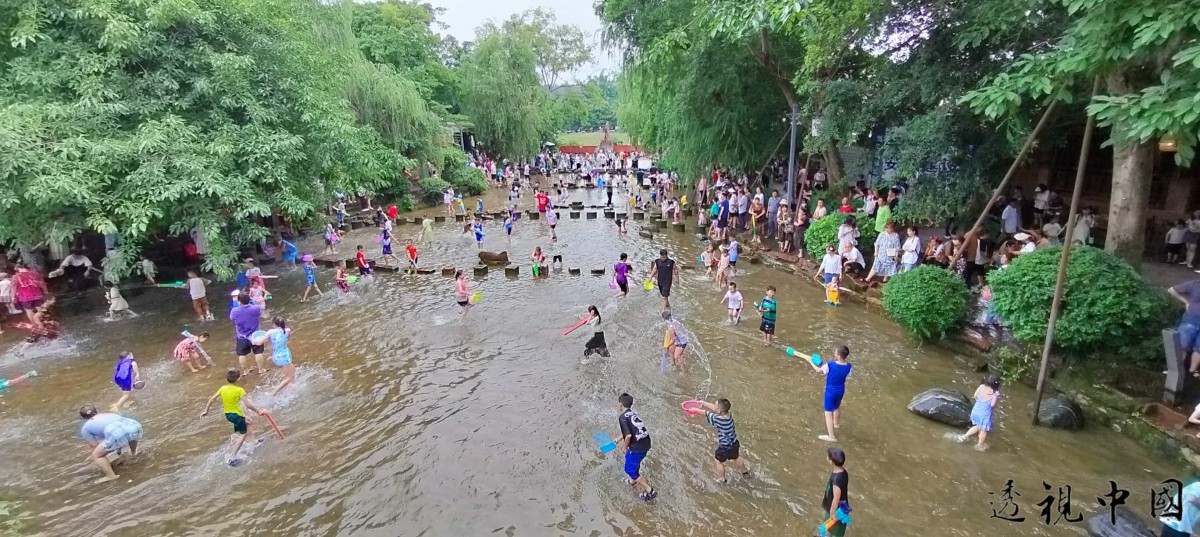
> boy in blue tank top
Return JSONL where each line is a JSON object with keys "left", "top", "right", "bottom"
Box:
{"left": 807, "top": 345, "right": 852, "bottom": 443}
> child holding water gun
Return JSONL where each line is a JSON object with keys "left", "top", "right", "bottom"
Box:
{"left": 531, "top": 247, "right": 547, "bottom": 280}
{"left": 200, "top": 369, "right": 267, "bottom": 466}
{"left": 405, "top": 240, "right": 419, "bottom": 273}
{"left": 957, "top": 374, "right": 1001, "bottom": 451}
{"left": 720, "top": 282, "right": 743, "bottom": 324}
{"left": 801, "top": 346, "right": 852, "bottom": 443}
{"left": 174, "top": 332, "right": 210, "bottom": 373}
{"left": 472, "top": 220, "right": 485, "bottom": 249}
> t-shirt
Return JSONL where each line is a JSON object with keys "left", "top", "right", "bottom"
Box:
{"left": 654, "top": 258, "right": 675, "bottom": 287}
{"left": 728, "top": 241, "right": 739, "bottom": 263}
{"left": 718, "top": 200, "right": 730, "bottom": 222}
{"left": 767, "top": 197, "right": 781, "bottom": 215}
{"left": 669, "top": 320, "right": 689, "bottom": 345}
{"left": 187, "top": 277, "right": 206, "bottom": 299}
{"left": 406, "top": 245, "right": 418, "bottom": 260}
{"left": 357, "top": 251, "right": 368, "bottom": 268}
{"left": 1168, "top": 227, "right": 1188, "bottom": 244}
{"left": 706, "top": 411, "right": 739, "bottom": 446}
{"left": 760, "top": 296, "right": 777, "bottom": 322}
{"left": 218, "top": 384, "right": 246, "bottom": 416}
{"left": 81, "top": 413, "right": 122, "bottom": 443}
{"left": 387, "top": 205, "right": 399, "bottom": 220}
{"left": 614, "top": 262, "right": 631, "bottom": 283}
{"left": 821, "top": 253, "right": 843, "bottom": 275}
{"left": 738, "top": 194, "right": 750, "bottom": 213}
{"left": 1001, "top": 205, "right": 1021, "bottom": 234}
{"left": 1161, "top": 482, "right": 1200, "bottom": 532}
{"left": 1174, "top": 280, "right": 1200, "bottom": 326}
{"left": 874, "top": 204, "right": 892, "bottom": 233}
{"left": 843, "top": 248, "right": 865, "bottom": 268}
{"left": 619, "top": 409, "right": 652, "bottom": 452}
{"left": 822, "top": 470, "right": 850, "bottom": 513}
{"left": 723, "top": 290, "right": 744, "bottom": 310}
{"left": 546, "top": 211, "right": 558, "bottom": 226}
{"left": 536, "top": 192, "right": 549, "bottom": 211}
{"left": 229, "top": 304, "right": 262, "bottom": 340}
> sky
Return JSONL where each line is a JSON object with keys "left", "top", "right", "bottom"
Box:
{"left": 427, "top": 0, "right": 619, "bottom": 79}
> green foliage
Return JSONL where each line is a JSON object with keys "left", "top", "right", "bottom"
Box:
{"left": 419, "top": 176, "right": 452, "bottom": 206}
{"left": 989, "top": 246, "right": 1174, "bottom": 355}
{"left": 803, "top": 212, "right": 879, "bottom": 259}
{"left": 991, "top": 346, "right": 1039, "bottom": 384}
{"left": 551, "top": 76, "right": 619, "bottom": 132}
{"left": 458, "top": 30, "right": 549, "bottom": 158}
{"left": 487, "top": 7, "right": 593, "bottom": 91}
{"left": 348, "top": 1, "right": 461, "bottom": 111}
{"left": 438, "top": 147, "right": 487, "bottom": 195}
{"left": 882, "top": 266, "right": 971, "bottom": 339}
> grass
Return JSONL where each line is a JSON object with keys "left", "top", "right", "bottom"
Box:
{"left": 556, "top": 131, "right": 632, "bottom": 146}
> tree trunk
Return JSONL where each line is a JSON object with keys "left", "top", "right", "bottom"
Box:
{"left": 1104, "top": 73, "right": 1154, "bottom": 268}
{"left": 1105, "top": 138, "right": 1153, "bottom": 267}
{"left": 824, "top": 139, "right": 845, "bottom": 184}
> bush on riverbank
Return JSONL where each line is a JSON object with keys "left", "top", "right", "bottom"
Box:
{"left": 439, "top": 148, "right": 488, "bottom": 195}
{"left": 882, "top": 266, "right": 971, "bottom": 339}
{"left": 803, "top": 212, "right": 879, "bottom": 259}
{"left": 988, "top": 246, "right": 1175, "bottom": 357}
{"left": 419, "top": 176, "right": 452, "bottom": 205}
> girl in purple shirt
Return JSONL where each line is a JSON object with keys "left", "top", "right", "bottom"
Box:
{"left": 614, "top": 253, "right": 633, "bottom": 297}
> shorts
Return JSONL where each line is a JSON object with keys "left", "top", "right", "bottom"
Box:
{"left": 824, "top": 387, "right": 846, "bottom": 412}
{"left": 506, "top": 227, "right": 512, "bottom": 236}
{"left": 359, "top": 266, "right": 371, "bottom": 276}
{"left": 192, "top": 296, "right": 209, "bottom": 316}
{"left": 115, "top": 377, "right": 133, "bottom": 392}
{"left": 823, "top": 272, "right": 837, "bottom": 285}
{"left": 714, "top": 441, "right": 740, "bottom": 462}
{"left": 226, "top": 412, "right": 248, "bottom": 435}
{"left": 617, "top": 280, "right": 629, "bottom": 294}
{"left": 282, "top": 254, "right": 296, "bottom": 263}
{"left": 18, "top": 298, "right": 42, "bottom": 311}
{"left": 100, "top": 419, "right": 143, "bottom": 453}
{"left": 759, "top": 320, "right": 775, "bottom": 334}
{"left": 552, "top": 255, "right": 562, "bottom": 263}
{"left": 658, "top": 285, "right": 671, "bottom": 298}
{"left": 457, "top": 300, "right": 469, "bottom": 307}
{"left": 272, "top": 350, "right": 292, "bottom": 367}
{"left": 235, "top": 337, "right": 265, "bottom": 357}
{"left": 1179, "top": 322, "right": 1200, "bottom": 353}
{"left": 1167, "top": 243, "right": 1184, "bottom": 256}
{"left": 624, "top": 449, "right": 648, "bottom": 480}
{"left": 729, "top": 259, "right": 738, "bottom": 267}
{"left": 306, "top": 273, "right": 317, "bottom": 286}
{"left": 716, "top": 219, "right": 727, "bottom": 230}
{"left": 823, "top": 510, "right": 847, "bottom": 537}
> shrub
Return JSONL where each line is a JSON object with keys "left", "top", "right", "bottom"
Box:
{"left": 988, "top": 246, "right": 1175, "bottom": 356}
{"left": 803, "top": 212, "right": 879, "bottom": 259}
{"left": 439, "top": 147, "right": 488, "bottom": 195}
{"left": 882, "top": 266, "right": 971, "bottom": 339}
{"left": 419, "top": 176, "right": 451, "bottom": 206}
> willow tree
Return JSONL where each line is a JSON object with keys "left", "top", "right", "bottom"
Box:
{"left": 458, "top": 30, "right": 549, "bottom": 158}
{"left": 963, "top": 0, "right": 1200, "bottom": 265}
{"left": 0, "top": 0, "right": 413, "bottom": 278}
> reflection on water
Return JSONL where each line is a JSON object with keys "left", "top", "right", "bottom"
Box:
{"left": 0, "top": 185, "right": 1178, "bottom": 536}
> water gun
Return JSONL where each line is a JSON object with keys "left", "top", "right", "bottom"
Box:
{"left": 817, "top": 504, "right": 853, "bottom": 536}
{"left": 785, "top": 347, "right": 822, "bottom": 366}
{"left": 1, "top": 371, "right": 38, "bottom": 390}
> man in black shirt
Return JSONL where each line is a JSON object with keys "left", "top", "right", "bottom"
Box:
{"left": 617, "top": 393, "right": 657, "bottom": 501}
{"left": 820, "top": 447, "right": 850, "bottom": 536}
{"left": 648, "top": 249, "right": 680, "bottom": 311}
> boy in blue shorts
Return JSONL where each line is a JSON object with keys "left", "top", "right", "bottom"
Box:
{"left": 805, "top": 345, "right": 853, "bottom": 443}
{"left": 301, "top": 254, "right": 322, "bottom": 302}
{"left": 616, "top": 393, "right": 657, "bottom": 501}
{"left": 201, "top": 369, "right": 267, "bottom": 465}
{"left": 756, "top": 286, "right": 777, "bottom": 346}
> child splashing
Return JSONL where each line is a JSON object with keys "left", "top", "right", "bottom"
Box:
{"left": 174, "top": 332, "right": 210, "bottom": 373}
{"left": 266, "top": 316, "right": 295, "bottom": 397}
{"left": 580, "top": 305, "right": 609, "bottom": 363}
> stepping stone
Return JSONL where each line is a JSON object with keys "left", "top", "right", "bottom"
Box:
{"left": 434, "top": 216, "right": 446, "bottom": 223}
{"left": 350, "top": 221, "right": 363, "bottom": 230}
{"left": 505, "top": 265, "right": 520, "bottom": 277}
{"left": 473, "top": 265, "right": 488, "bottom": 276}
{"left": 455, "top": 214, "right": 466, "bottom": 222}
{"left": 586, "top": 212, "right": 597, "bottom": 219}
{"left": 416, "top": 268, "right": 435, "bottom": 275}
{"left": 639, "top": 230, "right": 654, "bottom": 239}
{"left": 570, "top": 212, "right": 580, "bottom": 219}
{"left": 441, "top": 266, "right": 455, "bottom": 276}
{"left": 568, "top": 267, "right": 581, "bottom": 275}
{"left": 632, "top": 212, "right": 645, "bottom": 220}
{"left": 604, "top": 211, "right": 615, "bottom": 219}
{"left": 374, "top": 264, "right": 400, "bottom": 272}
{"left": 672, "top": 223, "right": 686, "bottom": 232}
{"left": 590, "top": 267, "right": 606, "bottom": 275}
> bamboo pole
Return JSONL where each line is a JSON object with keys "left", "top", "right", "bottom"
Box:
{"left": 948, "top": 98, "right": 1059, "bottom": 267}
{"left": 752, "top": 127, "right": 792, "bottom": 191}
{"left": 1031, "top": 77, "right": 1101, "bottom": 425}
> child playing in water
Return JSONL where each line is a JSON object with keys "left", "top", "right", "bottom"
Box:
{"left": 700, "top": 244, "right": 716, "bottom": 279}
{"left": 615, "top": 217, "right": 627, "bottom": 234}
{"left": 174, "top": 332, "right": 210, "bottom": 373}
{"left": 105, "top": 282, "right": 131, "bottom": 319}
{"left": 335, "top": 261, "right": 351, "bottom": 293}
{"left": 581, "top": 305, "right": 609, "bottom": 361}
{"left": 689, "top": 398, "right": 749, "bottom": 483}
{"left": 531, "top": 247, "right": 547, "bottom": 280}
{"left": 454, "top": 270, "right": 474, "bottom": 316}
{"left": 720, "top": 282, "right": 743, "bottom": 324}
{"left": 299, "top": 255, "right": 322, "bottom": 301}
{"left": 421, "top": 218, "right": 434, "bottom": 246}
{"left": 755, "top": 286, "right": 777, "bottom": 346}
{"left": 111, "top": 351, "right": 140, "bottom": 411}
{"left": 477, "top": 198, "right": 485, "bottom": 214}
{"left": 613, "top": 253, "right": 632, "bottom": 297}
{"left": 140, "top": 257, "right": 157, "bottom": 285}
{"left": 248, "top": 277, "right": 269, "bottom": 318}
{"left": 356, "top": 245, "right": 372, "bottom": 277}
{"left": 615, "top": 393, "right": 657, "bottom": 502}
{"left": 504, "top": 212, "right": 514, "bottom": 244}
{"left": 200, "top": 369, "right": 267, "bottom": 466}
{"left": 379, "top": 228, "right": 401, "bottom": 266}
{"left": 716, "top": 246, "right": 731, "bottom": 289}
{"left": 324, "top": 222, "right": 340, "bottom": 255}
{"left": 546, "top": 210, "right": 559, "bottom": 242}
{"left": 957, "top": 374, "right": 1001, "bottom": 451}
{"left": 405, "top": 240, "right": 419, "bottom": 274}
{"left": 472, "top": 220, "right": 485, "bottom": 249}
{"left": 804, "top": 345, "right": 852, "bottom": 443}
{"left": 0, "top": 272, "right": 15, "bottom": 315}
{"left": 663, "top": 310, "right": 689, "bottom": 371}
{"left": 185, "top": 270, "right": 213, "bottom": 320}
{"left": 266, "top": 316, "right": 295, "bottom": 397}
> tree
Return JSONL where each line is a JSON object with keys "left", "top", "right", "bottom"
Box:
{"left": 962, "top": 0, "right": 1200, "bottom": 266}
{"left": 458, "top": 30, "right": 549, "bottom": 158}
{"left": 0, "top": 0, "right": 422, "bottom": 278}
{"left": 347, "top": 1, "right": 461, "bottom": 112}
{"left": 489, "top": 8, "right": 592, "bottom": 91}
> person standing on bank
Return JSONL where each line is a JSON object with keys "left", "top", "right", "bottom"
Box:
{"left": 648, "top": 249, "right": 680, "bottom": 311}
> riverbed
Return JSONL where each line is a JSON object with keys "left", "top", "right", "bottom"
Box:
{"left": 0, "top": 182, "right": 1179, "bottom": 536}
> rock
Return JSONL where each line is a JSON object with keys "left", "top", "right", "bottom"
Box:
{"left": 586, "top": 212, "right": 598, "bottom": 219}
{"left": 568, "top": 267, "right": 581, "bottom": 275}
{"left": 1085, "top": 508, "right": 1154, "bottom": 537}
{"left": 632, "top": 212, "right": 645, "bottom": 220}
{"left": 590, "top": 267, "right": 606, "bottom": 275}
{"left": 473, "top": 265, "right": 488, "bottom": 276}
{"left": 907, "top": 388, "right": 972, "bottom": 428}
{"left": 441, "top": 266, "right": 455, "bottom": 277}
{"left": 350, "top": 221, "right": 363, "bottom": 230}
{"left": 570, "top": 211, "right": 580, "bottom": 219}
{"left": 1037, "top": 397, "right": 1085, "bottom": 430}
{"left": 434, "top": 216, "right": 446, "bottom": 223}
{"left": 478, "top": 251, "right": 510, "bottom": 265}
{"left": 416, "top": 268, "right": 435, "bottom": 275}
{"left": 672, "top": 223, "right": 686, "bottom": 232}
{"left": 455, "top": 214, "right": 466, "bottom": 222}
{"left": 604, "top": 211, "right": 615, "bottom": 219}
{"left": 639, "top": 230, "right": 654, "bottom": 239}
{"left": 695, "top": 234, "right": 707, "bottom": 241}
{"left": 504, "top": 265, "right": 520, "bottom": 277}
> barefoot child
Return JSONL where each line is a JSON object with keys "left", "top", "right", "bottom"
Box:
{"left": 504, "top": 212, "right": 514, "bottom": 244}
{"left": 455, "top": 270, "right": 474, "bottom": 316}
{"left": 405, "top": 240, "right": 419, "bottom": 274}
{"left": 200, "top": 369, "right": 267, "bottom": 465}
{"left": 421, "top": 218, "right": 434, "bottom": 246}
{"left": 301, "top": 255, "right": 322, "bottom": 301}
{"left": 174, "top": 332, "right": 210, "bottom": 373}
{"left": 700, "top": 244, "right": 716, "bottom": 279}
{"left": 581, "top": 305, "right": 609, "bottom": 360}
{"left": 186, "top": 270, "right": 213, "bottom": 320}
{"left": 755, "top": 286, "right": 777, "bottom": 345}
{"left": 958, "top": 374, "right": 1001, "bottom": 451}
{"left": 111, "top": 352, "right": 140, "bottom": 411}
{"left": 79, "top": 405, "right": 143, "bottom": 484}
{"left": 716, "top": 246, "right": 731, "bottom": 289}
{"left": 472, "top": 220, "right": 485, "bottom": 249}
{"left": 689, "top": 398, "right": 749, "bottom": 483}
{"left": 356, "top": 245, "right": 372, "bottom": 277}
{"left": 105, "top": 282, "right": 131, "bottom": 320}
{"left": 720, "top": 282, "right": 743, "bottom": 324}
{"left": 803, "top": 346, "right": 852, "bottom": 443}
{"left": 335, "top": 261, "right": 351, "bottom": 293}
{"left": 614, "top": 393, "right": 657, "bottom": 501}
{"left": 531, "top": 247, "right": 547, "bottom": 280}
{"left": 266, "top": 316, "right": 295, "bottom": 397}
{"left": 379, "top": 228, "right": 401, "bottom": 266}
{"left": 613, "top": 253, "right": 632, "bottom": 297}
{"left": 662, "top": 310, "right": 689, "bottom": 371}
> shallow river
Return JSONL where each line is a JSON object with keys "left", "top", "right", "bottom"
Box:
{"left": 0, "top": 183, "right": 1181, "bottom": 536}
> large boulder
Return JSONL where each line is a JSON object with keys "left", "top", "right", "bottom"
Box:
{"left": 1086, "top": 508, "right": 1154, "bottom": 537}
{"left": 478, "top": 251, "right": 510, "bottom": 266}
{"left": 907, "top": 388, "right": 972, "bottom": 428}
{"left": 1037, "top": 397, "right": 1085, "bottom": 430}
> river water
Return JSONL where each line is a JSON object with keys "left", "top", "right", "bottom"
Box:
{"left": 0, "top": 183, "right": 1181, "bottom": 536}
